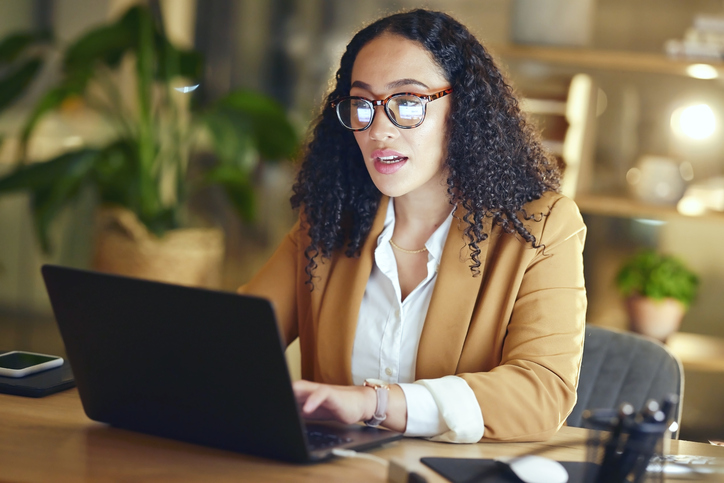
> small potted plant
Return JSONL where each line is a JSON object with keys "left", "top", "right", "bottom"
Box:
{"left": 615, "top": 249, "right": 699, "bottom": 342}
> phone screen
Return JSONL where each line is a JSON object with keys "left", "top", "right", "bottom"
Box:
{"left": 0, "top": 352, "right": 59, "bottom": 370}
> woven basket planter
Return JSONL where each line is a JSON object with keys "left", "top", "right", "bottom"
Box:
{"left": 92, "top": 207, "right": 224, "bottom": 289}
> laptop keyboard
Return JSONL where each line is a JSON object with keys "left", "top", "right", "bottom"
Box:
{"left": 306, "top": 429, "right": 353, "bottom": 450}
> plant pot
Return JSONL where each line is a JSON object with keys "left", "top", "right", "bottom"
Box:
{"left": 92, "top": 206, "right": 225, "bottom": 289}
{"left": 626, "top": 295, "right": 686, "bottom": 343}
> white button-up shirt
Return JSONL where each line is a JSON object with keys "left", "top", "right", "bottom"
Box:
{"left": 351, "top": 199, "right": 484, "bottom": 440}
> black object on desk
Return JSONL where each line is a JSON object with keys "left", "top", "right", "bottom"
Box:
{"left": 0, "top": 355, "right": 75, "bottom": 397}
{"left": 421, "top": 457, "right": 595, "bottom": 483}
{"left": 584, "top": 398, "right": 673, "bottom": 483}
{"left": 39, "top": 264, "right": 403, "bottom": 464}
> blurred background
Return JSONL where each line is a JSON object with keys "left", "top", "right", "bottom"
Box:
{"left": 1, "top": 0, "right": 723, "bottom": 443}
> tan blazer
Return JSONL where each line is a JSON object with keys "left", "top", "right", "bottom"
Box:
{"left": 240, "top": 191, "right": 587, "bottom": 442}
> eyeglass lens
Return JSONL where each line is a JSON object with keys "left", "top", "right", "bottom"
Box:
{"left": 337, "top": 95, "right": 425, "bottom": 130}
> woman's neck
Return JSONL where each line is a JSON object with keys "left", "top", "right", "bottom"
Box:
{"left": 392, "top": 188, "right": 452, "bottom": 245}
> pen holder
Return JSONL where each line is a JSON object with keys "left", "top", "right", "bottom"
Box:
{"left": 583, "top": 409, "right": 666, "bottom": 483}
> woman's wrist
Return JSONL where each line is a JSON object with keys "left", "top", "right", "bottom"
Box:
{"left": 382, "top": 384, "right": 408, "bottom": 433}
{"left": 361, "top": 385, "right": 378, "bottom": 422}
{"left": 362, "top": 379, "right": 393, "bottom": 426}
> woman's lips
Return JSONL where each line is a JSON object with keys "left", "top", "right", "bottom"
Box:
{"left": 372, "top": 150, "right": 408, "bottom": 174}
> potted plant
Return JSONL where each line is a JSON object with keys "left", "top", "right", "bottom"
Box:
{"left": 615, "top": 249, "right": 699, "bottom": 342}
{"left": 0, "top": 5, "right": 297, "bottom": 287}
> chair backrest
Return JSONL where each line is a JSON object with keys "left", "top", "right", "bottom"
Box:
{"left": 567, "top": 325, "right": 684, "bottom": 438}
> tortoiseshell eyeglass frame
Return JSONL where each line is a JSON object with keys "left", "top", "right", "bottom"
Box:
{"left": 331, "top": 88, "right": 453, "bottom": 131}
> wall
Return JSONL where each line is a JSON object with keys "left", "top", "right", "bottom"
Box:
{"left": 593, "top": 0, "right": 724, "bottom": 52}
{"left": 0, "top": 2, "right": 34, "bottom": 37}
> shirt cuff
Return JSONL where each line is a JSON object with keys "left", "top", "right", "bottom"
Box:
{"left": 415, "top": 375, "right": 485, "bottom": 443}
{"left": 398, "top": 383, "right": 449, "bottom": 437}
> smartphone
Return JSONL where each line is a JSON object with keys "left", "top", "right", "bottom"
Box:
{"left": 0, "top": 351, "right": 64, "bottom": 378}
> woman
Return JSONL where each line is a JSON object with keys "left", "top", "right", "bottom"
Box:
{"left": 240, "top": 9, "right": 586, "bottom": 443}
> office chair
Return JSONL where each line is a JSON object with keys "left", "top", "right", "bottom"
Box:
{"left": 567, "top": 325, "right": 684, "bottom": 438}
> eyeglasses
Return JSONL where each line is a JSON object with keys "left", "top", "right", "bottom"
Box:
{"left": 331, "top": 88, "right": 453, "bottom": 131}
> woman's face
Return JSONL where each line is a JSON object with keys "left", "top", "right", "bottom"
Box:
{"left": 349, "top": 33, "right": 451, "bottom": 201}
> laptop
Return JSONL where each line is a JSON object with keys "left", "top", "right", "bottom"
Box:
{"left": 41, "top": 264, "right": 402, "bottom": 463}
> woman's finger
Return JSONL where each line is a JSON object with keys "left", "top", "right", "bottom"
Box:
{"left": 302, "top": 386, "right": 328, "bottom": 414}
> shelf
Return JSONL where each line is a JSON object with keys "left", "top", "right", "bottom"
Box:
{"left": 574, "top": 193, "right": 724, "bottom": 223}
{"left": 489, "top": 44, "right": 724, "bottom": 79}
{"left": 667, "top": 332, "right": 724, "bottom": 373}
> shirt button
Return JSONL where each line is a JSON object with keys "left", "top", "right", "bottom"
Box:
{"left": 385, "top": 367, "right": 393, "bottom": 376}
{"left": 395, "top": 310, "right": 400, "bottom": 318}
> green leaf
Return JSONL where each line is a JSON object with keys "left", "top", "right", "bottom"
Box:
{"left": 0, "top": 57, "right": 43, "bottom": 113}
{"left": 0, "top": 148, "right": 99, "bottom": 194}
{"left": 63, "top": 5, "right": 200, "bottom": 84}
{"left": 92, "top": 140, "right": 140, "bottom": 207}
{"left": 91, "top": 140, "right": 172, "bottom": 234}
{"left": 0, "top": 30, "right": 52, "bottom": 64}
{"left": 142, "top": 207, "right": 178, "bottom": 237}
{"left": 210, "top": 90, "right": 298, "bottom": 159}
{"left": 62, "top": 6, "right": 146, "bottom": 73}
{"left": 201, "top": 109, "right": 254, "bottom": 168}
{"left": 198, "top": 91, "right": 297, "bottom": 224}
{"left": 203, "top": 165, "right": 256, "bottom": 221}
{"left": 63, "top": 23, "right": 134, "bottom": 72}
{"left": 156, "top": 38, "right": 202, "bottom": 81}
{"left": 0, "top": 149, "right": 100, "bottom": 252}
{"left": 615, "top": 249, "right": 700, "bottom": 307}
{"left": 175, "top": 48, "right": 203, "bottom": 80}
{"left": 19, "top": 79, "right": 88, "bottom": 157}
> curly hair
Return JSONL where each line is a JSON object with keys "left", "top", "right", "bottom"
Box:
{"left": 291, "top": 9, "right": 561, "bottom": 283}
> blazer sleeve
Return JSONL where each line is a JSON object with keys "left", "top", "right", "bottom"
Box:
{"left": 459, "top": 196, "right": 587, "bottom": 442}
{"left": 237, "top": 220, "right": 301, "bottom": 347}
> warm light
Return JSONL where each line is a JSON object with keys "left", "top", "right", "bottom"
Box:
{"left": 686, "top": 63, "right": 719, "bottom": 79}
{"left": 677, "top": 196, "right": 707, "bottom": 216}
{"left": 671, "top": 104, "right": 716, "bottom": 139}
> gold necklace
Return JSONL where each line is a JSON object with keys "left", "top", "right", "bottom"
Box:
{"left": 389, "top": 239, "right": 428, "bottom": 254}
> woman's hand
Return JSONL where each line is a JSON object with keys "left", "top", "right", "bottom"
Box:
{"left": 292, "top": 380, "right": 376, "bottom": 425}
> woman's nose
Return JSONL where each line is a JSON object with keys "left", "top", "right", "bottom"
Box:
{"left": 368, "top": 107, "right": 398, "bottom": 141}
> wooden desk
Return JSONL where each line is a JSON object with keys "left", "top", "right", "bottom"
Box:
{"left": 1, "top": 389, "right": 722, "bottom": 482}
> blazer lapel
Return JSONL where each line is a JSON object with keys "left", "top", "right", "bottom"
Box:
{"left": 415, "top": 209, "right": 490, "bottom": 379}
{"left": 315, "top": 197, "right": 390, "bottom": 385}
